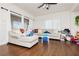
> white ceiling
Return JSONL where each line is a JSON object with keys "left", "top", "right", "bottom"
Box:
{"left": 13, "top": 3, "right": 79, "bottom": 17}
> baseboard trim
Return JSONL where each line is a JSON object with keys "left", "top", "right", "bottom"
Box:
{"left": 0, "top": 42, "right": 8, "bottom": 46}
{"left": 50, "top": 39, "right": 60, "bottom": 41}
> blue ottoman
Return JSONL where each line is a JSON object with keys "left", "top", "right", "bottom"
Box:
{"left": 42, "top": 36, "right": 48, "bottom": 43}
{"left": 42, "top": 33, "right": 49, "bottom": 43}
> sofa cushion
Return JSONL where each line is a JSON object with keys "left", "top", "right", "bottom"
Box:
{"left": 19, "top": 35, "right": 38, "bottom": 43}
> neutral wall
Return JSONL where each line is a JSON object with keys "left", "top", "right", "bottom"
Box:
{"left": 34, "top": 11, "right": 79, "bottom": 36}
{"left": 0, "top": 8, "right": 10, "bottom": 45}
{"left": 0, "top": 3, "right": 33, "bottom": 45}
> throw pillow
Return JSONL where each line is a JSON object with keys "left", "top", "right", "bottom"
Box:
{"left": 26, "top": 31, "right": 34, "bottom": 36}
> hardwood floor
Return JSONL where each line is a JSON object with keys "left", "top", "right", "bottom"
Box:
{"left": 0, "top": 40, "right": 79, "bottom": 56}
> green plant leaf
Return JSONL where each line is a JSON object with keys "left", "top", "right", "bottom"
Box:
{"left": 75, "top": 16, "right": 79, "bottom": 26}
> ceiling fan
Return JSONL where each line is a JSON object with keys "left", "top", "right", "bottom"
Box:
{"left": 38, "top": 3, "right": 57, "bottom": 10}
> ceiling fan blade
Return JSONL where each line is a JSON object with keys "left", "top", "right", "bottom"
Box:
{"left": 38, "top": 3, "right": 57, "bottom": 10}
{"left": 38, "top": 3, "right": 45, "bottom": 8}
{"left": 47, "top": 3, "right": 57, "bottom": 5}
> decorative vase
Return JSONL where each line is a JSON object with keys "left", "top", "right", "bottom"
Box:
{"left": 20, "top": 28, "right": 24, "bottom": 34}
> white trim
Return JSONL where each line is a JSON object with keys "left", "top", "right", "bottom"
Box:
{"left": 0, "top": 42, "right": 8, "bottom": 46}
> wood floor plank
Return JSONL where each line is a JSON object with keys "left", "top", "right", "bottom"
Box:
{"left": 0, "top": 40, "right": 79, "bottom": 56}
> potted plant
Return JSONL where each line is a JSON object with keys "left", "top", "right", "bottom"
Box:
{"left": 75, "top": 16, "right": 79, "bottom": 26}
{"left": 75, "top": 16, "right": 79, "bottom": 37}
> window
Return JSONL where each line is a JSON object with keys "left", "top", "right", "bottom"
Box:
{"left": 45, "top": 20, "right": 53, "bottom": 29}
{"left": 44, "top": 20, "right": 60, "bottom": 30}
{"left": 11, "top": 14, "right": 21, "bottom": 30}
{"left": 24, "top": 18, "right": 29, "bottom": 30}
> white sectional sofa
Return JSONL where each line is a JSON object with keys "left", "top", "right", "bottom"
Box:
{"left": 9, "top": 31, "right": 38, "bottom": 48}
{"left": 48, "top": 32, "right": 60, "bottom": 40}
{"left": 38, "top": 29, "right": 61, "bottom": 40}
